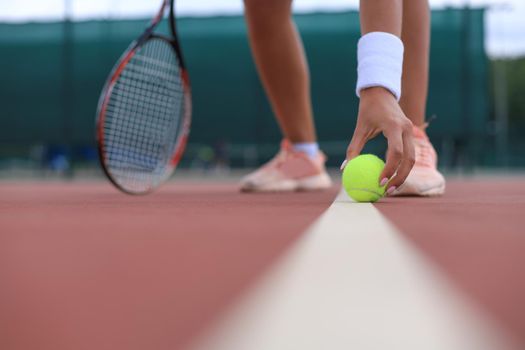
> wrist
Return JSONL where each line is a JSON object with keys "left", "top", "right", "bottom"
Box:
{"left": 355, "top": 32, "right": 404, "bottom": 101}
{"left": 360, "top": 86, "right": 397, "bottom": 102}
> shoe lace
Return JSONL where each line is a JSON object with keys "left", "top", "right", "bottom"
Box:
{"left": 414, "top": 137, "right": 435, "bottom": 168}
{"left": 263, "top": 149, "right": 289, "bottom": 170}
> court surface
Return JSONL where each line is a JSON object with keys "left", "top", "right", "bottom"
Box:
{"left": 1, "top": 176, "right": 524, "bottom": 350}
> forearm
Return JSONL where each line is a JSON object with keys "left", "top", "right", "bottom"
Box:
{"left": 349, "top": 0, "right": 415, "bottom": 191}
{"left": 356, "top": 1, "right": 404, "bottom": 101}
{"left": 359, "top": 0, "right": 402, "bottom": 36}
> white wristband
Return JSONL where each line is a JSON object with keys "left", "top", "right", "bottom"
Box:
{"left": 356, "top": 32, "right": 404, "bottom": 101}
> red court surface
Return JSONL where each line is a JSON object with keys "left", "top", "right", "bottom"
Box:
{"left": 0, "top": 182, "right": 337, "bottom": 350}
{"left": 377, "top": 178, "right": 525, "bottom": 345}
{"left": 1, "top": 177, "right": 524, "bottom": 349}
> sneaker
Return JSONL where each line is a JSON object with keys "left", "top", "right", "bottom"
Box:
{"left": 392, "top": 125, "right": 445, "bottom": 196}
{"left": 240, "top": 140, "right": 332, "bottom": 192}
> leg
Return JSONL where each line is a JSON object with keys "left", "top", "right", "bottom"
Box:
{"left": 243, "top": 0, "right": 316, "bottom": 143}
{"left": 393, "top": 0, "right": 445, "bottom": 196}
{"left": 399, "top": 0, "right": 430, "bottom": 126}
{"left": 240, "top": 0, "right": 331, "bottom": 192}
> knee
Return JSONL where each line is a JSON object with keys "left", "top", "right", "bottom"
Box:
{"left": 244, "top": 0, "right": 292, "bottom": 19}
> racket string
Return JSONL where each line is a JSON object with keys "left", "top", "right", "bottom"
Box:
{"left": 102, "top": 38, "right": 187, "bottom": 192}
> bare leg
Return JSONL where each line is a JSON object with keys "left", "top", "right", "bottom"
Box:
{"left": 396, "top": 1, "right": 444, "bottom": 197}
{"left": 399, "top": 0, "right": 430, "bottom": 127}
{"left": 243, "top": 0, "right": 316, "bottom": 143}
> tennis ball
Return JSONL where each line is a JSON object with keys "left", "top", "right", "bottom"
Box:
{"left": 342, "top": 154, "right": 386, "bottom": 203}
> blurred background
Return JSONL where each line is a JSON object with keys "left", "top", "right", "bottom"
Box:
{"left": 0, "top": 0, "right": 524, "bottom": 177}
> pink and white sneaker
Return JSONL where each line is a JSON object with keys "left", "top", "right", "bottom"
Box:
{"left": 392, "top": 125, "right": 445, "bottom": 196}
{"left": 240, "top": 140, "right": 332, "bottom": 192}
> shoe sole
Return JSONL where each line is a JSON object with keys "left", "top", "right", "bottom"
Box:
{"left": 392, "top": 182, "right": 446, "bottom": 197}
{"left": 240, "top": 173, "right": 333, "bottom": 193}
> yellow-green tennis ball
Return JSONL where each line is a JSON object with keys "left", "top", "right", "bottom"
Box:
{"left": 342, "top": 154, "right": 386, "bottom": 203}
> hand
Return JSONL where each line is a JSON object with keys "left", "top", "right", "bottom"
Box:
{"left": 343, "top": 87, "right": 416, "bottom": 194}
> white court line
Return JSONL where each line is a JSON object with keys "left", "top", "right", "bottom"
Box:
{"left": 188, "top": 191, "right": 521, "bottom": 350}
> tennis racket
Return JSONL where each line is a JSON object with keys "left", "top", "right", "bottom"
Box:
{"left": 96, "top": 0, "right": 191, "bottom": 195}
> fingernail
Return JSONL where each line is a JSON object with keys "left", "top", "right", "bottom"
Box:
{"left": 340, "top": 159, "right": 348, "bottom": 170}
{"left": 380, "top": 177, "right": 388, "bottom": 186}
{"left": 387, "top": 186, "right": 397, "bottom": 195}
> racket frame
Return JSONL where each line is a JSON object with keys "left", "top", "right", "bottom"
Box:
{"left": 96, "top": 0, "right": 191, "bottom": 195}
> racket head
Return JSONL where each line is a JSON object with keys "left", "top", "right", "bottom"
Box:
{"left": 96, "top": 34, "right": 191, "bottom": 195}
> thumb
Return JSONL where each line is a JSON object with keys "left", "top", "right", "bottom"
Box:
{"left": 341, "top": 129, "right": 366, "bottom": 170}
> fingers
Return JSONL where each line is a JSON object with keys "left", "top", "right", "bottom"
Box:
{"left": 386, "top": 125, "right": 416, "bottom": 192}
{"left": 342, "top": 115, "right": 416, "bottom": 196}
{"left": 380, "top": 128, "right": 403, "bottom": 185}
{"left": 341, "top": 128, "right": 367, "bottom": 170}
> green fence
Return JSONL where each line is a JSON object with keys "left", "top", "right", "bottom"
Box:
{"left": 0, "top": 8, "right": 492, "bottom": 168}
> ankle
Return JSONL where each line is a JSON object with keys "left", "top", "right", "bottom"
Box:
{"left": 291, "top": 142, "right": 319, "bottom": 159}
{"left": 412, "top": 124, "right": 428, "bottom": 139}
